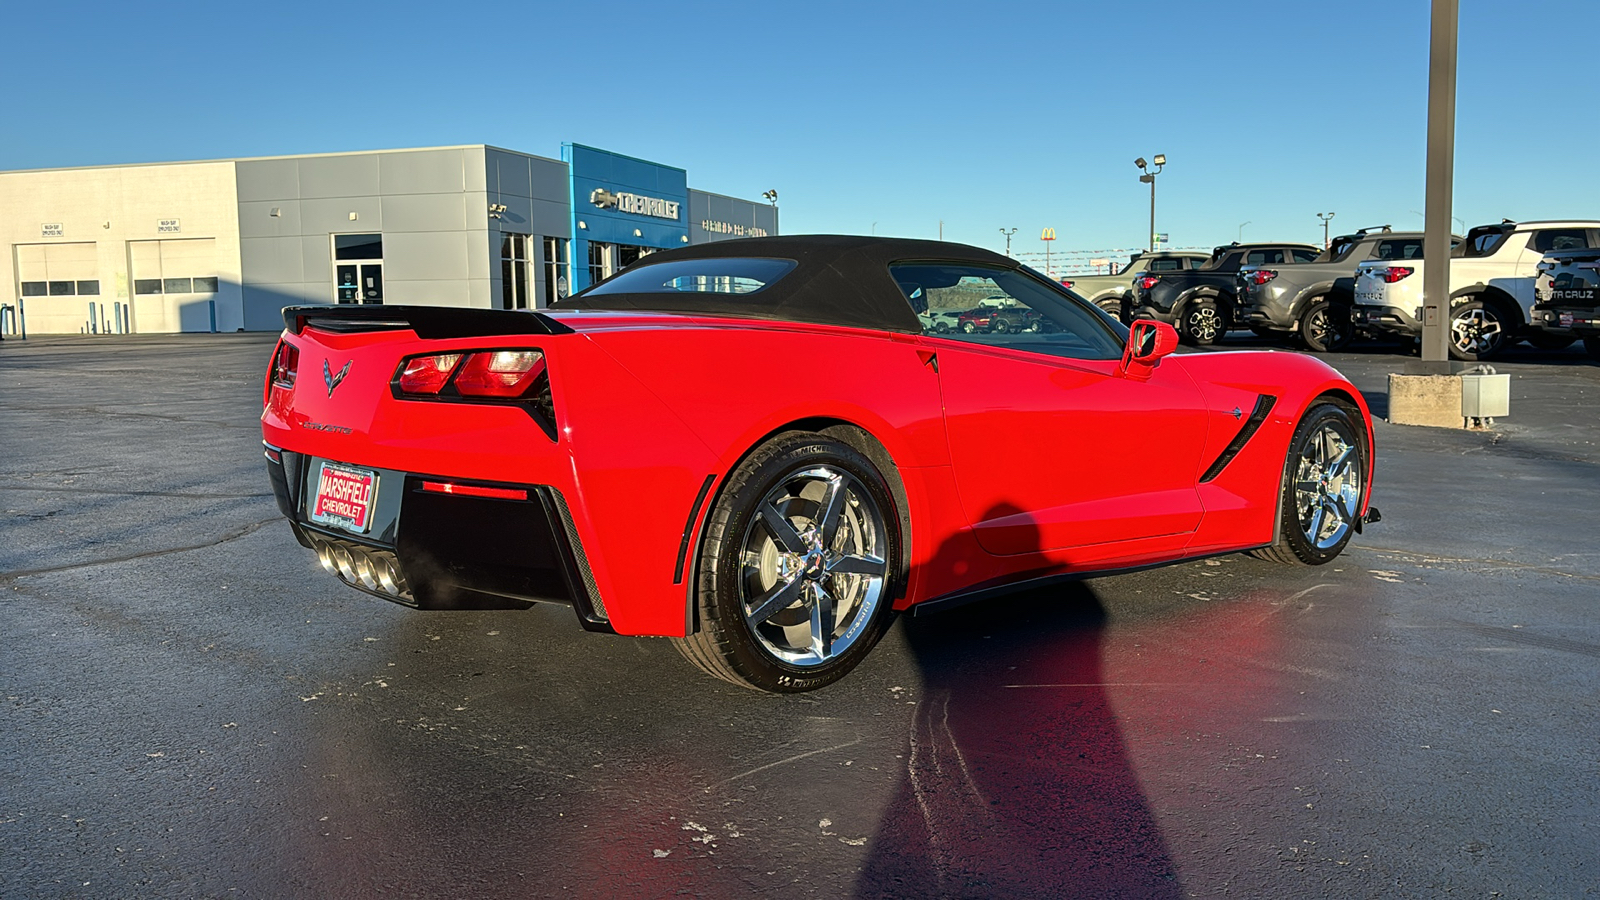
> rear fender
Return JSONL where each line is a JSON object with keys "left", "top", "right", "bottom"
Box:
{"left": 1287, "top": 282, "right": 1339, "bottom": 320}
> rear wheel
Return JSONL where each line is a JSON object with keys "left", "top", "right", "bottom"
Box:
{"left": 1448, "top": 299, "right": 1512, "bottom": 361}
{"left": 1180, "top": 299, "right": 1228, "bottom": 345}
{"left": 1299, "top": 298, "right": 1354, "bottom": 353}
{"left": 675, "top": 433, "right": 899, "bottom": 693}
{"left": 1251, "top": 400, "right": 1367, "bottom": 566}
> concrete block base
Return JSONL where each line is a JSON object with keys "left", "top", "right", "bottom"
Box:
{"left": 1387, "top": 373, "right": 1464, "bottom": 428}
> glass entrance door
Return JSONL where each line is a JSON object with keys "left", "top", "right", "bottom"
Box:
{"left": 336, "top": 263, "right": 383, "bottom": 304}
{"left": 333, "top": 234, "right": 384, "bottom": 304}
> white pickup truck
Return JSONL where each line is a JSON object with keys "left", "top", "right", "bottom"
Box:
{"left": 1351, "top": 219, "right": 1600, "bottom": 360}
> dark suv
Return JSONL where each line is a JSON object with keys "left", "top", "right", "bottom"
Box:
{"left": 1131, "top": 242, "right": 1320, "bottom": 344}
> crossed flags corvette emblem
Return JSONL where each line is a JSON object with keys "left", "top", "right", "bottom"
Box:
{"left": 324, "top": 359, "right": 352, "bottom": 397}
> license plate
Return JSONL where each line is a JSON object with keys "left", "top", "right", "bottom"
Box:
{"left": 1354, "top": 290, "right": 1381, "bottom": 306}
{"left": 310, "top": 462, "right": 378, "bottom": 533}
{"left": 1561, "top": 312, "right": 1575, "bottom": 327}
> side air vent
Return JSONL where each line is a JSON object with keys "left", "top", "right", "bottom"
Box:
{"left": 1200, "top": 394, "right": 1277, "bottom": 483}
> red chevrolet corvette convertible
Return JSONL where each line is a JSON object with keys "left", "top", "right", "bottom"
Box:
{"left": 262, "top": 236, "right": 1378, "bottom": 692}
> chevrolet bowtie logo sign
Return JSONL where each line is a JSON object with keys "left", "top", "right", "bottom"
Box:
{"left": 590, "top": 187, "right": 681, "bottom": 220}
{"left": 324, "top": 359, "right": 352, "bottom": 397}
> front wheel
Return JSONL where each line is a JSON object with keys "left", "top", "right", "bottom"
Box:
{"left": 1299, "top": 299, "right": 1354, "bottom": 353}
{"left": 1251, "top": 400, "right": 1368, "bottom": 566}
{"left": 675, "top": 433, "right": 899, "bottom": 692}
{"left": 1180, "top": 299, "right": 1228, "bottom": 345}
{"left": 1449, "top": 299, "right": 1511, "bottom": 361}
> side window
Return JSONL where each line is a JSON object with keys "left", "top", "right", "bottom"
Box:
{"left": 1291, "top": 248, "right": 1319, "bottom": 263}
{"left": 1377, "top": 239, "right": 1425, "bottom": 260}
{"left": 1148, "top": 257, "right": 1183, "bottom": 272}
{"left": 1245, "top": 249, "right": 1286, "bottom": 265}
{"left": 1532, "top": 229, "right": 1588, "bottom": 253}
{"left": 891, "top": 262, "right": 1124, "bottom": 360}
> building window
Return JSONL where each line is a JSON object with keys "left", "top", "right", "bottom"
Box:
{"left": 192, "top": 276, "right": 218, "bottom": 293}
{"left": 543, "top": 237, "right": 569, "bottom": 305}
{"left": 21, "top": 282, "right": 48, "bottom": 297}
{"left": 48, "top": 281, "right": 76, "bottom": 295}
{"left": 77, "top": 280, "right": 100, "bottom": 295}
{"left": 333, "top": 233, "right": 384, "bottom": 260}
{"left": 501, "top": 233, "right": 531, "bottom": 310}
{"left": 588, "top": 241, "right": 609, "bottom": 287}
{"left": 163, "top": 277, "right": 193, "bottom": 294}
{"left": 134, "top": 279, "right": 164, "bottom": 295}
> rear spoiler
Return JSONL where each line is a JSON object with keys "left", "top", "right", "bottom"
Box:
{"left": 282, "top": 305, "right": 575, "bottom": 339}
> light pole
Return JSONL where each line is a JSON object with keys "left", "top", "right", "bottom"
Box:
{"left": 1238, "top": 221, "right": 1252, "bottom": 242}
{"left": 1317, "top": 211, "right": 1336, "bottom": 248}
{"left": 998, "top": 227, "right": 1017, "bottom": 256}
{"left": 1135, "top": 154, "right": 1166, "bottom": 251}
{"left": 761, "top": 189, "right": 778, "bottom": 206}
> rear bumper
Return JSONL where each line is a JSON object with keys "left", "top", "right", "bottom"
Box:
{"left": 1531, "top": 303, "right": 1600, "bottom": 337}
{"left": 267, "top": 444, "right": 613, "bottom": 632}
{"left": 1352, "top": 304, "right": 1420, "bottom": 337}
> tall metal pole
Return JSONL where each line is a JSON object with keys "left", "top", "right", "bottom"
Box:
{"left": 1148, "top": 176, "right": 1157, "bottom": 252}
{"left": 1421, "top": 0, "right": 1458, "bottom": 365}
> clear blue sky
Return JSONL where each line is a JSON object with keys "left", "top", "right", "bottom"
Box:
{"left": 4, "top": 0, "right": 1595, "bottom": 267}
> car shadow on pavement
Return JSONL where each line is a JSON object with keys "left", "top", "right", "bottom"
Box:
{"left": 854, "top": 508, "right": 1183, "bottom": 899}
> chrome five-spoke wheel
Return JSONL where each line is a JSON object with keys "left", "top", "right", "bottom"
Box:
{"left": 677, "top": 432, "right": 900, "bottom": 692}
{"left": 1253, "top": 400, "right": 1368, "bottom": 566}
{"left": 741, "top": 466, "right": 887, "bottom": 667}
{"left": 1292, "top": 421, "right": 1362, "bottom": 551}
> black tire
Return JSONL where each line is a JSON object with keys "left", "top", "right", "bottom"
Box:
{"left": 1524, "top": 332, "right": 1575, "bottom": 351}
{"left": 1299, "top": 298, "right": 1354, "bottom": 353}
{"left": 675, "top": 432, "right": 900, "bottom": 693}
{"left": 1096, "top": 299, "right": 1122, "bottom": 322}
{"left": 1250, "top": 400, "right": 1369, "bottom": 566}
{"left": 1448, "top": 299, "right": 1512, "bottom": 361}
{"left": 960, "top": 320, "right": 976, "bottom": 334}
{"left": 934, "top": 321, "right": 951, "bottom": 334}
{"left": 991, "top": 316, "right": 1014, "bottom": 334}
{"left": 1180, "top": 298, "right": 1228, "bottom": 345}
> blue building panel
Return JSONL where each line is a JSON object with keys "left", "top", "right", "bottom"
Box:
{"left": 564, "top": 144, "right": 690, "bottom": 290}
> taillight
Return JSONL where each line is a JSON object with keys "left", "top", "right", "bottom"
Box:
{"left": 394, "top": 349, "right": 545, "bottom": 399}
{"left": 397, "top": 353, "right": 462, "bottom": 395}
{"left": 454, "top": 350, "right": 546, "bottom": 398}
{"left": 1060, "top": 280, "right": 1075, "bottom": 289}
{"left": 1246, "top": 269, "right": 1277, "bottom": 286}
{"left": 266, "top": 340, "right": 299, "bottom": 403}
{"left": 1135, "top": 274, "right": 1161, "bottom": 290}
{"left": 1378, "top": 266, "right": 1415, "bottom": 284}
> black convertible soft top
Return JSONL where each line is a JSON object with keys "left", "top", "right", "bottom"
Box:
{"left": 551, "top": 235, "right": 1023, "bottom": 334}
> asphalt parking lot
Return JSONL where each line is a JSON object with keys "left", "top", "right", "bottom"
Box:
{"left": 3, "top": 332, "right": 1597, "bottom": 898}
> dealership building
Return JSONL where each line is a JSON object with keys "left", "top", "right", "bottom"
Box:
{"left": 0, "top": 143, "right": 778, "bottom": 335}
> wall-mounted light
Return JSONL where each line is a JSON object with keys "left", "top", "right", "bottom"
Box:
{"left": 633, "top": 228, "right": 642, "bottom": 238}
{"left": 578, "top": 220, "right": 587, "bottom": 230}
{"left": 348, "top": 212, "right": 358, "bottom": 221}
{"left": 488, "top": 203, "right": 508, "bottom": 220}
{"left": 681, "top": 235, "right": 689, "bottom": 243}
{"left": 269, "top": 207, "right": 282, "bottom": 217}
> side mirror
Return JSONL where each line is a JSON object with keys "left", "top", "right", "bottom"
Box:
{"left": 1120, "top": 319, "right": 1179, "bottom": 376}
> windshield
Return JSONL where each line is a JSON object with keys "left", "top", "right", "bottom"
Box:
{"left": 580, "top": 257, "right": 797, "bottom": 296}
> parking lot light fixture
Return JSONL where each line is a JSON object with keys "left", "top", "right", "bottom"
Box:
{"left": 999, "top": 227, "right": 1017, "bottom": 256}
{"left": 1135, "top": 155, "right": 1166, "bottom": 251}
{"left": 1317, "top": 211, "right": 1337, "bottom": 248}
